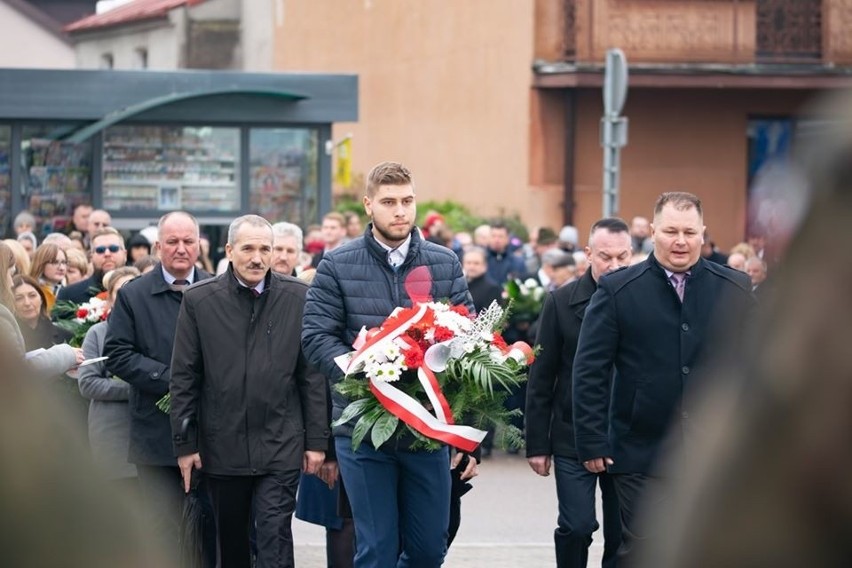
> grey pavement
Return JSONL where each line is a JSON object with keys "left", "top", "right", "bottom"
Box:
{"left": 293, "top": 451, "right": 606, "bottom": 567}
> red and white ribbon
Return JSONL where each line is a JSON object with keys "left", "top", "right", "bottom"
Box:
{"left": 341, "top": 304, "right": 486, "bottom": 453}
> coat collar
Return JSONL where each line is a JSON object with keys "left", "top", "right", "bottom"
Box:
{"left": 647, "top": 253, "right": 707, "bottom": 281}
{"left": 363, "top": 223, "right": 422, "bottom": 268}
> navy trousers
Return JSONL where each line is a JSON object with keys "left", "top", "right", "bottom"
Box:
{"left": 335, "top": 437, "right": 450, "bottom": 568}
{"left": 553, "top": 456, "right": 622, "bottom": 568}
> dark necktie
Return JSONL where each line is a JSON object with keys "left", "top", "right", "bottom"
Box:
{"left": 251, "top": 288, "right": 261, "bottom": 298}
{"left": 170, "top": 279, "right": 189, "bottom": 293}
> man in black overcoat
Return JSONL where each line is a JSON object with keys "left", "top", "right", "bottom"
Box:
{"left": 572, "top": 193, "right": 755, "bottom": 565}
{"left": 526, "top": 218, "right": 632, "bottom": 568}
{"left": 104, "top": 211, "right": 212, "bottom": 557}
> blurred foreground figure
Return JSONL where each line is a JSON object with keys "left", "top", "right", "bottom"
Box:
{"left": 0, "top": 340, "right": 174, "bottom": 568}
{"left": 637, "top": 91, "right": 852, "bottom": 568}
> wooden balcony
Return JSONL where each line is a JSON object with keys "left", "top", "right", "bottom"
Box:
{"left": 540, "top": 0, "right": 852, "bottom": 67}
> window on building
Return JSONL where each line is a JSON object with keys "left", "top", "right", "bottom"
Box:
{"left": 102, "top": 125, "right": 240, "bottom": 213}
{"left": 100, "top": 53, "right": 114, "bottom": 69}
{"left": 20, "top": 124, "right": 93, "bottom": 235}
{"left": 249, "top": 128, "right": 319, "bottom": 227}
{"left": 134, "top": 48, "right": 148, "bottom": 69}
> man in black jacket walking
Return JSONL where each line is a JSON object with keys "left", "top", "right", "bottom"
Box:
{"left": 525, "top": 218, "right": 631, "bottom": 568}
{"left": 104, "top": 211, "right": 211, "bottom": 557}
{"left": 171, "top": 214, "right": 327, "bottom": 568}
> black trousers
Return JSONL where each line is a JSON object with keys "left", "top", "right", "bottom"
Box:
{"left": 206, "top": 470, "right": 300, "bottom": 568}
{"left": 611, "top": 473, "right": 666, "bottom": 568}
{"left": 136, "top": 465, "right": 184, "bottom": 557}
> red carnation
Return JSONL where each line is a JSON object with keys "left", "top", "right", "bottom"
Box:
{"left": 403, "top": 345, "right": 424, "bottom": 369}
{"left": 433, "top": 325, "right": 454, "bottom": 342}
{"left": 450, "top": 304, "right": 471, "bottom": 317}
{"left": 76, "top": 308, "right": 88, "bottom": 319}
{"left": 491, "top": 332, "right": 509, "bottom": 352}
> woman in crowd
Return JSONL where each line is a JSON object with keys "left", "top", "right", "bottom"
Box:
{"left": 12, "top": 273, "right": 87, "bottom": 431}
{"left": 12, "top": 275, "right": 71, "bottom": 351}
{"left": 125, "top": 233, "right": 151, "bottom": 266}
{"left": 29, "top": 243, "right": 67, "bottom": 312}
{"left": 0, "top": 242, "right": 81, "bottom": 377}
{"left": 3, "top": 238, "right": 31, "bottom": 277}
{"left": 64, "top": 247, "right": 90, "bottom": 286}
{"left": 17, "top": 231, "right": 38, "bottom": 259}
{"left": 78, "top": 266, "right": 140, "bottom": 486}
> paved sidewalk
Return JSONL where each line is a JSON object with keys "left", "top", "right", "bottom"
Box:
{"left": 293, "top": 452, "right": 607, "bottom": 567}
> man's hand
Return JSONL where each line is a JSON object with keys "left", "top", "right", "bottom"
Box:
{"left": 302, "top": 451, "right": 325, "bottom": 475}
{"left": 178, "top": 453, "right": 202, "bottom": 493}
{"left": 528, "top": 455, "right": 552, "bottom": 477}
{"left": 317, "top": 460, "right": 339, "bottom": 489}
{"left": 583, "top": 457, "right": 614, "bottom": 473}
{"left": 452, "top": 452, "right": 479, "bottom": 481}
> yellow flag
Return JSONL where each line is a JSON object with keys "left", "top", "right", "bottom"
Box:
{"left": 335, "top": 138, "right": 352, "bottom": 188}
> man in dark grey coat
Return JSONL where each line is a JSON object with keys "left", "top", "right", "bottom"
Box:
{"left": 302, "top": 162, "right": 476, "bottom": 568}
{"left": 572, "top": 192, "right": 755, "bottom": 565}
{"left": 171, "top": 214, "right": 327, "bottom": 568}
{"left": 525, "top": 218, "right": 631, "bottom": 568}
{"left": 104, "top": 211, "right": 211, "bottom": 556}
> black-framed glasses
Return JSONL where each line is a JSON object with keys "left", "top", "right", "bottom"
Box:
{"left": 94, "top": 245, "right": 122, "bottom": 254}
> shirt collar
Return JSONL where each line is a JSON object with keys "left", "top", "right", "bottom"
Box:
{"left": 162, "top": 266, "right": 196, "bottom": 285}
{"left": 375, "top": 234, "right": 412, "bottom": 267}
{"left": 234, "top": 275, "right": 265, "bottom": 295}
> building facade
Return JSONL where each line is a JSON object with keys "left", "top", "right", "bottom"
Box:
{"left": 274, "top": 0, "right": 852, "bottom": 249}
{"left": 65, "top": 0, "right": 277, "bottom": 71}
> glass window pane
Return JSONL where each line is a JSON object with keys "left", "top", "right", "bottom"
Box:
{"left": 0, "top": 125, "right": 9, "bottom": 236}
{"left": 249, "top": 128, "right": 319, "bottom": 226}
{"left": 103, "top": 125, "right": 240, "bottom": 213}
{"left": 21, "top": 124, "right": 93, "bottom": 235}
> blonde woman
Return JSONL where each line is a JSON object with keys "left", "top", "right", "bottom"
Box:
{"left": 3, "top": 239, "right": 31, "bottom": 278}
{"left": 30, "top": 243, "right": 68, "bottom": 312}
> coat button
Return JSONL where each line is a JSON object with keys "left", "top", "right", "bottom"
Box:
{"left": 682, "top": 366, "right": 690, "bottom": 375}
{"left": 681, "top": 323, "right": 690, "bottom": 331}
{"left": 152, "top": 371, "right": 159, "bottom": 378}
{"left": 251, "top": 469, "right": 257, "bottom": 474}
{"left": 682, "top": 411, "right": 690, "bottom": 420}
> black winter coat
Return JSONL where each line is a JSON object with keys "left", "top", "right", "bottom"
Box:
{"left": 301, "top": 225, "right": 474, "bottom": 439}
{"left": 104, "top": 265, "right": 211, "bottom": 466}
{"left": 525, "top": 269, "right": 597, "bottom": 459}
{"left": 170, "top": 268, "right": 328, "bottom": 475}
{"left": 572, "top": 255, "right": 755, "bottom": 474}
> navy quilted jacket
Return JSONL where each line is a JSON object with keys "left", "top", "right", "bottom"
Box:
{"left": 301, "top": 225, "right": 473, "bottom": 438}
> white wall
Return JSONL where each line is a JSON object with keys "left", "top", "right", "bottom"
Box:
{"left": 0, "top": 3, "right": 75, "bottom": 69}
{"left": 72, "top": 0, "right": 242, "bottom": 70}
{"left": 240, "top": 0, "right": 276, "bottom": 71}
{"left": 73, "top": 16, "right": 184, "bottom": 70}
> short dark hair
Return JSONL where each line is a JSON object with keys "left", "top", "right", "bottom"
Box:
{"left": 589, "top": 217, "right": 629, "bottom": 241}
{"left": 653, "top": 192, "right": 703, "bottom": 218}
{"left": 489, "top": 220, "right": 510, "bottom": 233}
{"left": 366, "top": 162, "right": 414, "bottom": 197}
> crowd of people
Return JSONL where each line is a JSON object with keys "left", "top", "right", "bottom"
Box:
{"left": 0, "top": 160, "right": 771, "bottom": 568}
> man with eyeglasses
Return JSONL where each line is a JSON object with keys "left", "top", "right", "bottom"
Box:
{"left": 56, "top": 228, "right": 126, "bottom": 306}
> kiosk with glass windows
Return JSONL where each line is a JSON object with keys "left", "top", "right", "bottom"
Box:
{"left": 0, "top": 69, "right": 357, "bottom": 237}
